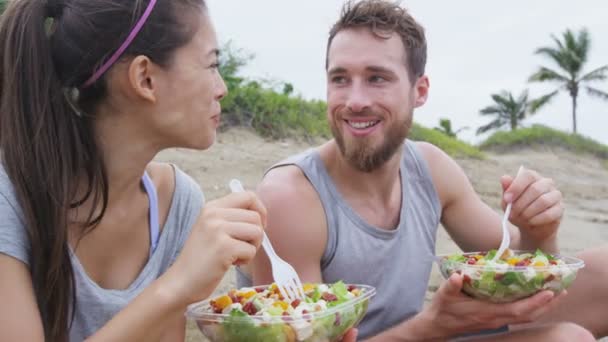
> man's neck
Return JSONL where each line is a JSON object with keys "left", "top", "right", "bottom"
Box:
{"left": 320, "top": 140, "right": 403, "bottom": 209}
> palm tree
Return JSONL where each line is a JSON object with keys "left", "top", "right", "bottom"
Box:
{"left": 434, "top": 118, "right": 468, "bottom": 138}
{"left": 529, "top": 28, "right": 608, "bottom": 134}
{"left": 476, "top": 90, "right": 554, "bottom": 135}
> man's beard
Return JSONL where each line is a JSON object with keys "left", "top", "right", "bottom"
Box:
{"left": 332, "top": 113, "right": 412, "bottom": 173}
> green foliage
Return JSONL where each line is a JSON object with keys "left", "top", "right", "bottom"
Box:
{"left": 221, "top": 81, "right": 329, "bottom": 139}
{"left": 529, "top": 28, "right": 608, "bottom": 133}
{"left": 480, "top": 125, "right": 608, "bottom": 159}
{"left": 410, "top": 123, "right": 485, "bottom": 159}
{"left": 218, "top": 42, "right": 329, "bottom": 139}
{"left": 477, "top": 90, "right": 555, "bottom": 135}
{"left": 434, "top": 118, "right": 468, "bottom": 138}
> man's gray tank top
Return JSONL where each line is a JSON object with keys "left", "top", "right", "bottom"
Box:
{"left": 238, "top": 140, "right": 441, "bottom": 339}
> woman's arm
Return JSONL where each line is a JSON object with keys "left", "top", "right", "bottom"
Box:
{"left": 0, "top": 255, "right": 45, "bottom": 341}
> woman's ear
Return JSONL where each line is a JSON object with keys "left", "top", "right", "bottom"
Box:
{"left": 127, "top": 55, "right": 157, "bottom": 103}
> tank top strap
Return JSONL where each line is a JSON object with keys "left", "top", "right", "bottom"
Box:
{"left": 141, "top": 171, "right": 160, "bottom": 256}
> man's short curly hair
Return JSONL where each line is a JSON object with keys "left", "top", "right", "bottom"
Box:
{"left": 326, "top": 0, "right": 427, "bottom": 82}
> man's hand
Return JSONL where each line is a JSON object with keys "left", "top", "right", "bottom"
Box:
{"left": 501, "top": 167, "right": 563, "bottom": 247}
{"left": 341, "top": 328, "right": 358, "bottom": 342}
{"left": 416, "top": 273, "right": 566, "bottom": 339}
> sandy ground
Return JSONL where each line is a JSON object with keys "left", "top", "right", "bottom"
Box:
{"left": 154, "top": 128, "right": 608, "bottom": 341}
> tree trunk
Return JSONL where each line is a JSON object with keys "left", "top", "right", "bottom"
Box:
{"left": 572, "top": 94, "right": 577, "bottom": 134}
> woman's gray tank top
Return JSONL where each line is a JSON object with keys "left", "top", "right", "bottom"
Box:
{"left": 238, "top": 140, "right": 441, "bottom": 339}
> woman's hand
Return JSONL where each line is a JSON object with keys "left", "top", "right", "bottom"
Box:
{"left": 165, "top": 191, "right": 266, "bottom": 306}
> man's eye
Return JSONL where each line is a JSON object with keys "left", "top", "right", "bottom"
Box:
{"left": 369, "top": 75, "right": 386, "bottom": 83}
{"left": 331, "top": 76, "right": 347, "bottom": 84}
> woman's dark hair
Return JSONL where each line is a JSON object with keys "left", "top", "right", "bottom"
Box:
{"left": 0, "top": 0, "right": 205, "bottom": 340}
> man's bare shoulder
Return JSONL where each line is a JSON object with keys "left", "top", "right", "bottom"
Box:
{"left": 412, "top": 141, "right": 470, "bottom": 208}
{"left": 252, "top": 163, "right": 328, "bottom": 283}
{"left": 413, "top": 141, "right": 453, "bottom": 167}
{"left": 256, "top": 163, "right": 327, "bottom": 254}
{"left": 257, "top": 164, "right": 319, "bottom": 212}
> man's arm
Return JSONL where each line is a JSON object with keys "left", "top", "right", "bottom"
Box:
{"left": 251, "top": 165, "right": 327, "bottom": 285}
{"left": 416, "top": 142, "right": 560, "bottom": 253}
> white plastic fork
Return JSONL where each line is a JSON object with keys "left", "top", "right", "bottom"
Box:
{"left": 493, "top": 165, "right": 525, "bottom": 262}
{"left": 228, "top": 179, "right": 306, "bottom": 302}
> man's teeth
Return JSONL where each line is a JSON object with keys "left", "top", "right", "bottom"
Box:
{"left": 348, "top": 120, "right": 379, "bottom": 129}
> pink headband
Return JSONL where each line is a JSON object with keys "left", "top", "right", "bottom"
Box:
{"left": 82, "top": 0, "right": 158, "bottom": 88}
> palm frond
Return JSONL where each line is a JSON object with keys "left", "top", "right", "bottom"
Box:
{"left": 516, "top": 89, "right": 530, "bottom": 105}
{"left": 580, "top": 65, "right": 608, "bottom": 82}
{"left": 476, "top": 119, "right": 506, "bottom": 135}
{"left": 529, "top": 91, "right": 559, "bottom": 114}
{"left": 550, "top": 34, "right": 565, "bottom": 52}
{"left": 573, "top": 28, "right": 590, "bottom": 63}
{"left": 479, "top": 105, "right": 503, "bottom": 116}
{"left": 490, "top": 92, "right": 513, "bottom": 110}
{"left": 586, "top": 87, "right": 608, "bottom": 100}
{"left": 528, "top": 67, "right": 569, "bottom": 83}
{"left": 534, "top": 47, "right": 564, "bottom": 67}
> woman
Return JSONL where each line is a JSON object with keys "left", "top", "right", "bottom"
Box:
{"left": 0, "top": 0, "right": 268, "bottom": 340}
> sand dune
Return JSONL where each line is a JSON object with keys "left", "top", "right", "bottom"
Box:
{"left": 155, "top": 128, "right": 608, "bottom": 341}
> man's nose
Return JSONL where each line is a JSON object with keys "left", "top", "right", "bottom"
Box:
{"left": 345, "top": 82, "right": 372, "bottom": 113}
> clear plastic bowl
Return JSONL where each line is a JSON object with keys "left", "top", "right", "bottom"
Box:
{"left": 186, "top": 284, "right": 376, "bottom": 342}
{"left": 437, "top": 250, "right": 585, "bottom": 303}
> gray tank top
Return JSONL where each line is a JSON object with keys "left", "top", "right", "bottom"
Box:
{"left": 238, "top": 140, "right": 441, "bottom": 339}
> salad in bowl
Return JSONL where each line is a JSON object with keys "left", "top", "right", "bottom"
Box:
{"left": 437, "top": 248, "right": 584, "bottom": 303}
{"left": 186, "top": 281, "right": 375, "bottom": 342}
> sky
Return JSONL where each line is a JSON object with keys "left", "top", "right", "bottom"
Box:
{"left": 207, "top": 1, "right": 608, "bottom": 144}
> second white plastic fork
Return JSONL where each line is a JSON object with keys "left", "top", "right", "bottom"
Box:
{"left": 228, "top": 179, "right": 306, "bottom": 302}
{"left": 493, "top": 165, "right": 525, "bottom": 262}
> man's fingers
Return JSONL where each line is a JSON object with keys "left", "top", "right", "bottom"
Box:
{"left": 341, "top": 328, "right": 358, "bottom": 342}
{"left": 519, "top": 190, "right": 562, "bottom": 221}
{"left": 498, "top": 290, "right": 554, "bottom": 320}
{"left": 523, "top": 290, "right": 568, "bottom": 322}
{"left": 510, "top": 178, "right": 555, "bottom": 216}
{"left": 503, "top": 168, "right": 538, "bottom": 204}
{"left": 439, "top": 273, "right": 464, "bottom": 297}
{"left": 527, "top": 203, "right": 564, "bottom": 226}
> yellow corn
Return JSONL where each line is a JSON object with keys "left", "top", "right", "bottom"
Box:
{"left": 473, "top": 255, "right": 484, "bottom": 260}
{"left": 533, "top": 261, "right": 546, "bottom": 267}
{"left": 507, "top": 257, "right": 520, "bottom": 266}
{"left": 213, "top": 295, "right": 233, "bottom": 310}
{"left": 273, "top": 301, "right": 289, "bottom": 310}
{"left": 240, "top": 291, "right": 257, "bottom": 300}
{"left": 303, "top": 283, "right": 315, "bottom": 293}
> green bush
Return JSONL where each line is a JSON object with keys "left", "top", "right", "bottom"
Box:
{"left": 409, "top": 123, "right": 485, "bottom": 159}
{"left": 220, "top": 81, "right": 329, "bottom": 139}
{"left": 480, "top": 124, "right": 608, "bottom": 159}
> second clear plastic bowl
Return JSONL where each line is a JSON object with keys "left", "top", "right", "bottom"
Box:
{"left": 436, "top": 251, "right": 585, "bottom": 303}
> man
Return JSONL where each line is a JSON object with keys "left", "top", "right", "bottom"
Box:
{"left": 242, "top": 0, "right": 605, "bottom": 340}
